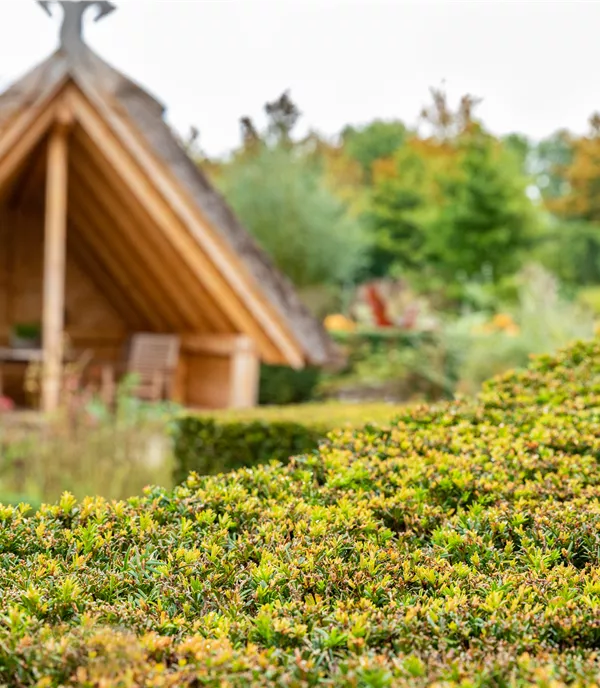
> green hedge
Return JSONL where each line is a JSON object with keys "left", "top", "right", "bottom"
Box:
{"left": 1, "top": 339, "right": 600, "bottom": 685}
{"left": 259, "top": 364, "right": 322, "bottom": 405}
{"left": 172, "top": 416, "right": 327, "bottom": 482}
{"left": 172, "top": 403, "right": 404, "bottom": 481}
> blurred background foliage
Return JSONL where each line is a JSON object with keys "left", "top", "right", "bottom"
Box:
{"left": 190, "top": 87, "right": 600, "bottom": 405}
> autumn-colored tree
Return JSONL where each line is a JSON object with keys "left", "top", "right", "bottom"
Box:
{"left": 549, "top": 115, "right": 600, "bottom": 220}
{"left": 340, "top": 120, "right": 407, "bottom": 183}
{"left": 542, "top": 116, "right": 600, "bottom": 284}
{"left": 303, "top": 133, "right": 368, "bottom": 217}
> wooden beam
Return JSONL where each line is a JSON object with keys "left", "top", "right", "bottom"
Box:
{"left": 182, "top": 333, "right": 248, "bottom": 357}
{"left": 70, "top": 132, "right": 231, "bottom": 334}
{"left": 0, "top": 85, "right": 66, "bottom": 204}
{"left": 69, "top": 146, "right": 206, "bottom": 332}
{"left": 229, "top": 336, "right": 260, "bottom": 409}
{"left": 69, "top": 89, "right": 301, "bottom": 366}
{"left": 68, "top": 200, "right": 166, "bottom": 331}
{"left": 7, "top": 140, "right": 46, "bottom": 210}
{"left": 42, "top": 124, "right": 69, "bottom": 413}
{"left": 1, "top": 206, "right": 15, "bottom": 331}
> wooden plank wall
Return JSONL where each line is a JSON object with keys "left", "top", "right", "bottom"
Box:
{"left": 0, "top": 201, "right": 245, "bottom": 409}
{"left": 186, "top": 354, "right": 231, "bottom": 409}
{"left": 0, "top": 201, "right": 128, "bottom": 400}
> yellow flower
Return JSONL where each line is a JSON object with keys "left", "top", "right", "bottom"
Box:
{"left": 324, "top": 314, "right": 356, "bottom": 332}
{"left": 492, "top": 313, "right": 516, "bottom": 330}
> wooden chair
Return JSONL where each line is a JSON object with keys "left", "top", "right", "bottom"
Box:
{"left": 101, "top": 334, "right": 180, "bottom": 404}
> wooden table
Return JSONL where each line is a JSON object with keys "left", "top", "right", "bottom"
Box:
{"left": 0, "top": 347, "right": 43, "bottom": 398}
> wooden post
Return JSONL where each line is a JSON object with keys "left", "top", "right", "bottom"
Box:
{"left": 229, "top": 336, "right": 260, "bottom": 409}
{"left": 42, "top": 120, "right": 70, "bottom": 413}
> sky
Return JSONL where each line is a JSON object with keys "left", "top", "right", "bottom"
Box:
{"left": 1, "top": 0, "right": 599, "bottom": 157}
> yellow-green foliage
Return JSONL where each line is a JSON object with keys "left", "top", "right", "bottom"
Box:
{"left": 203, "top": 401, "right": 403, "bottom": 426}
{"left": 1, "top": 339, "right": 600, "bottom": 686}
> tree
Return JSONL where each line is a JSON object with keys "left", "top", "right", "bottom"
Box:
{"left": 212, "top": 91, "right": 371, "bottom": 290}
{"left": 340, "top": 120, "right": 407, "bottom": 182}
{"left": 502, "top": 133, "right": 532, "bottom": 175}
{"left": 544, "top": 115, "right": 600, "bottom": 284}
{"left": 532, "top": 130, "right": 573, "bottom": 202}
{"left": 240, "top": 91, "right": 302, "bottom": 150}
{"left": 217, "top": 145, "right": 370, "bottom": 289}
{"left": 427, "top": 129, "right": 539, "bottom": 282}
{"left": 265, "top": 91, "right": 301, "bottom": 145}
{"left": 365, "top": 89, "right": 539, "bottom": 284}
{"left": 365, "top": 139, "right": 451, "bottom": 277}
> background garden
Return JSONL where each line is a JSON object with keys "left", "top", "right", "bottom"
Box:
{"left": 3, "top": 85, "right": 600, "bottom": 508}
{"left": 196, "top": 88, "right": 600, "bottom": 404}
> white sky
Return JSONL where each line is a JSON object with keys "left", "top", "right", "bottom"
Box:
{"left": 1, "top": 0, "right": 599, "bottom": 157}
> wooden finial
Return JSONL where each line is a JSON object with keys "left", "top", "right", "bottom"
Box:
{"left": 38, "top": 1, "right": 116, "bottom": 51}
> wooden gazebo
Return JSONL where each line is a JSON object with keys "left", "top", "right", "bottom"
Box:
{"left": 0, "top": 2, "right": 334, "bottom": 412}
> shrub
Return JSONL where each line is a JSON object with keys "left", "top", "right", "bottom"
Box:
{"left": 172, "top": 403, "right": 402, "bottom": 480}
{"left": 447, "top": 264, "right": 596, "bottom": 394}
{"left": 320, "top": 330, "right": 457, "bottom": 402}
{"left": 258, "top": 364, "right": 322, "bottom": 405}
{"left": 1, "top": 339, "right": 600, "bottom": 685}
{"left": 172, "top": 416, "right": 327, "bottom": 482}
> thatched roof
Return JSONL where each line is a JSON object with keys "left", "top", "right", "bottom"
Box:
{"left": 0, "top": 36, "right": 336, "bottom": 367}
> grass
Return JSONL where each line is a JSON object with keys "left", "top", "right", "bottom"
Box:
{"left": 0, "top": 385, "right": 175, "bottom": 504}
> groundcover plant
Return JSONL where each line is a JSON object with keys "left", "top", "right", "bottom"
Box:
{"left": 1, "top": 339, "right": 600, "bottom": 686}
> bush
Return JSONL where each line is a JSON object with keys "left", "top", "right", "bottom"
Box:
{"left": 172, "top": 416, "right": 327, "bottom": 482}
{"left": 447, "top": 264, "right": 596, "bottom": 394}
{"left": 1, "top": 339, "right": 600, "bottom": 685}
{"left": 258, "top": 364, "right": 322, "bottom": 405}
{"left": 320, "top": 330, "right": 457, "bottom": 402}
{"left": 172, "top": 403, "right": 402, "bottom": 480}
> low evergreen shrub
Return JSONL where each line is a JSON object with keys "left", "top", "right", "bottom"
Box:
{"left": 259, "top": 364, "right": 322, "bottom": 405}
{"left": 172, "top": 403, "right": 403, "bottom": 480}
{"left": 1, "top": 339, "right": 600, "bottom": 686}
{"left": 172, "top": 417, "right": 327, "bottom": 482}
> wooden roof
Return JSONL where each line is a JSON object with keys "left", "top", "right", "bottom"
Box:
{"left": 0, "top": 41, "right": 335, "bottom": 367}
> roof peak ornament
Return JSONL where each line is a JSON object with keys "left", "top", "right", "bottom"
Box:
{"left": 38, "top": 1, "right": 116, "bottom": 51}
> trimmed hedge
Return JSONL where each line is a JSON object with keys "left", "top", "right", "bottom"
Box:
{"left": 259, "top": 364, "right": 322, "bottom": 405}
{"left": 172, "top": 417, "right": 327, "bottom": 482}
{"left": 1, "top": 339, "right": 600, "bottom": 685}
{"left": 172, "top": 403, "right": 404, "bottom": 480}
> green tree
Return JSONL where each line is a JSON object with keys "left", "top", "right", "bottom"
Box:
{"left": 364, "top": 89, "right": 539, "bottom": 285}
{"left": 427, "top": 130, "right": 539, "bottom": 282}
{"left": 502, "top": 133, "right": 532, "bottom": 175}
{"left": 532, "top": 130, "right": 573, "bottom": 201}
{"left": 218, "top": 145, "right": 370, "bottom": 288}
{"left": 365, "top": 141, "right": 445, "bottom": 277}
